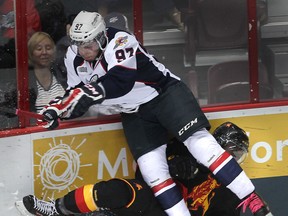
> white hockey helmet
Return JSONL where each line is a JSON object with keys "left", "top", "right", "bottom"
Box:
{"left": 70, "top": 11, "right": 107, "bottom": 50}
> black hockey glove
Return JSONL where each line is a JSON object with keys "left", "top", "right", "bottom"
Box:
{"left": 40, "top": 83, "right": 105, "bottom": 129}
{"left": 167, "top": 154, "right": 199, "bottom": 180}
{"left": 38, "top": 96, "right": 62, "bottom": 129}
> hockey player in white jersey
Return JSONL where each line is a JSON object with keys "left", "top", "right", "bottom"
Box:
{"left": 37, "top": 11, "right": 273, "bottom": 216}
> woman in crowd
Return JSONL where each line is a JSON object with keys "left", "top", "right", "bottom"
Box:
{"left": 0, "top": 31, "right": 67, "bottom": 128}
{"left": 27, "top": 31, "right": 67, "bottom": 113}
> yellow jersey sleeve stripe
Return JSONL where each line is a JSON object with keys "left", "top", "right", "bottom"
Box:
{"left": 83, "top": 184, "right": 98, "bottom": 211}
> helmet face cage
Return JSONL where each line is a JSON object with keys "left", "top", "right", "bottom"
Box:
{"left": 213, "top": 122, "right": 249, "bottom": 163}
{"left": 95, "top": 30, "right": 107, "bottom": 50}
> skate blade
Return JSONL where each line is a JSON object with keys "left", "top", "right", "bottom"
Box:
{"left": 15, "top": 201, "right": 33, "bottom": 216}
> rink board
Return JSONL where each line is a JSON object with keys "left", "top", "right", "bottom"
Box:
{"left": 0, "top": 106, "right": 287, "bottom": 215}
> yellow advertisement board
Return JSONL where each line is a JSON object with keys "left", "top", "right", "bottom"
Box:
{"left": 32, "top": 112, "right": 288, "bottom": 200}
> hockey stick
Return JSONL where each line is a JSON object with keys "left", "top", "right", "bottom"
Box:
{"left": 0, "top": 107, "right": 43, "bottom": 120}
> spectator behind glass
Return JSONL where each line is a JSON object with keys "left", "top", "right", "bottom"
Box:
{"left": 28, "top": 31, "right": 67, "bottom": 113}
{"left": 151, "top": 0, "right": 184, "bottom": 31}
{"left": 0, "top": 0, "right": 41, "bottom": 68}
{"left": 0, "top": 32, "right": 67, "bottom": 128}
{"left": 61, "top": 0, "right": 119, "bottom": 18}
{"left": 104, "top": 12, "right": 130, "bottom": 32}
{"left": 54, "top": 14, "right": 77, "bottom": 76}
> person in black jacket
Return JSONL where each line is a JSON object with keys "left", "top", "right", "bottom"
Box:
{"left": 167, "top": 121, "right": 250, "bottom": 216}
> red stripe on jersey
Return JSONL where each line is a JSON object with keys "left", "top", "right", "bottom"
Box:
{"left": 151, "top": 178, "right": 174, "bottom": 194}
{"left": 60, "top": 88, "right": 82, "bottom": 109}
{"left": 209, "top": 151, "right": 231, "bottom": 172}
{"left": 75, "top": 186, "right": 90, "bottom": 213}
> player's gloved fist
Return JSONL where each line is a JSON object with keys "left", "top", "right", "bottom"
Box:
{"left": 41, "top": 108, "right": 60, "bottom": 130}
{"left": 167, "top": 155, "right": 199, "bottom": 180}
{"left": 38, "top": 96, "right": 63, "bottom": 130}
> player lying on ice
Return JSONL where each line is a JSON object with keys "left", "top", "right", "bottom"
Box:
{"left": 17, "top": 122, "right": 272, "bottom": 216}
{"left": 24, "top": 10, "right": 273, "bottom": 216}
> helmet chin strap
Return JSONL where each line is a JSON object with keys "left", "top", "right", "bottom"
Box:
{"left": 90, "top": 52, "right": 103, "bottom": 68}
{"left": 96, "top": 49, "right": 103, "bottom": 59}
{"left": 97, "top": 34, "right": 108, "bottom": 51}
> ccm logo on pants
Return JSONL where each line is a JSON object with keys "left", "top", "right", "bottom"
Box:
{"left": 178, "top": 118, "right": 198, "bottom": 136}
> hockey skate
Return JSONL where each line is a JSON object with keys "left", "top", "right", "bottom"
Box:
{"left": 238, "top": 192, "right": 273, "bottom": 216}
{"left": 16, "top": 195, "right": 61, "bottom": 216}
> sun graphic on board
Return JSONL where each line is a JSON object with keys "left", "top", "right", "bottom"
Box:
{"left": 32, "top": 130, "right": 135, "bottom": 201}
{"left": 33, "top": 136, "right": 93, "bottom": 200}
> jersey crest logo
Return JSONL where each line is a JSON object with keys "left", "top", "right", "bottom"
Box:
{"left": 113, "top": 36, "right": 128, "bottom": 49}
{"left": 187, "top": 174, "right": 221, "bottom": 215}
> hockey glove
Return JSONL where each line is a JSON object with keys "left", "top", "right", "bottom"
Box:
{"left": 167, "top": 154, "right": 199, "bottom": 180}
{"left": 41, "top": 83, "right": 105, "bottom": 129}
{"left": 38, "top": 96, "right": 63, "bottom": 129}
